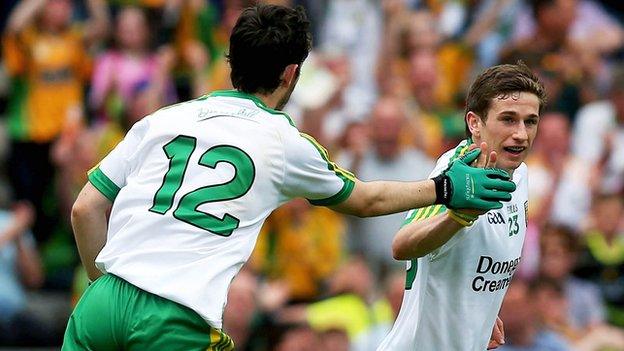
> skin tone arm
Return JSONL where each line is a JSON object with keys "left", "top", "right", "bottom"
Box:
{"left": 391, "top": 143, "right": 498, "bottom": 259}
{"left": 17, "top": 234, "right": 44, "bottom": 289}
{"left": 0, "top": 202, "right": 44, "bottom": 288}
{"left": 330, "top": 179, "right": 437, "bottom": 218}
{"left": 83, "top": 0, "right": 111, "bottom": 45}
{"left": 5, "top": 0, "right": 109, "bottom": 43}
{"left": 392, "top": 207, "right": 465, "bottom": 259}
{"left": 5, "top": 0, "right": 47, "bottom": 33}
{"left": 71, "top": 182, "right": 111, "bottom": 281}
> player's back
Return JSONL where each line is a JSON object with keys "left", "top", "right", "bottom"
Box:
{"left": 90, "top": 90, "right": 353, "bottom": 329}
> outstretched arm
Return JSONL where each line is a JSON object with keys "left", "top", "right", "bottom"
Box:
{"left": 331, "top": 146, "right": 514, "bottom": 220}
{"left": 5, "top": 0, "right": 46, "bottom": 34}
{"left": 330, "top": 178, "right": 436, "bottom": 218}
{"left": 71, "top": 182, "right": 112, "bottom": 281}
{"left": 83, "top": 0, "right": 110, "bottom": 45}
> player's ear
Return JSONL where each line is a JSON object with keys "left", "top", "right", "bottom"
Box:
{"left": 280, "top": 64, "right": 299, "bottom": 88}
{"left": 466, "top": 111, "right": 481, "bottom": 138}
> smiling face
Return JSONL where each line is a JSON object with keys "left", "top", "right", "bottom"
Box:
{"left": 468, "top": 92, "right": 540, "bottom": 172}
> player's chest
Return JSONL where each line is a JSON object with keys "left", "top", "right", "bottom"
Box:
{"left": 482, "top": 201, "right": 527, "bottom": 239}
{"left": 464, "top": 198, "right": 528, "bottom": 256}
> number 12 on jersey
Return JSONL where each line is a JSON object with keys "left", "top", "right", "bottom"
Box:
{"left": 149, "top": 135, "right": 256, "bottom": 236}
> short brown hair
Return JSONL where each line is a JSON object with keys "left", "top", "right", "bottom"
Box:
{"left": 539, "top": 223, "right": 579, "bottom": 254}
{"left": 464, "top": 62, "right": 547, "bottom": 137}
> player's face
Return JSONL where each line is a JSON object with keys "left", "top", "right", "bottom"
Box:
{"left": 476, "top": 92, "right": 540, "bottom": 171}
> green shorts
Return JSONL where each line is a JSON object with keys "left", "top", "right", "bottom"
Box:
{"left": 62, "top": 274, "right": 234, "bottom": 350}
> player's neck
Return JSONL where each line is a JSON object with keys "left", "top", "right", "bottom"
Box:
{"left": 253, "top": 89, "right": 285, "bottom": 110}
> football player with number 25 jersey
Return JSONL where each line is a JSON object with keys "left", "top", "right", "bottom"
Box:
{"left": 379, "top": 62, "right": 546, "bottom": 351}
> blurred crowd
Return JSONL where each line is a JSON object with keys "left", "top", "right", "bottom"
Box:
{"left": 0, "top": 0, "right": 624, "bottom": 350}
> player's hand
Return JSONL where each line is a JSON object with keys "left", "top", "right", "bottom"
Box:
{"left": 487, "top": 316, "right": 505, "bottom": 349}
{"left": 433, "top": 148, "right": 515, "bottom": 211}
{"left": 467, "top": 142, "right": 498, "bottom": 169}
{"left": 453, "top": 142, "right": 505, "bottom": 219}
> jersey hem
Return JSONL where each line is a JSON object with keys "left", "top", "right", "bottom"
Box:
{"left": 88, "top": 167, "right": 120, "bottom": 202}
{"left": 308, "top": 178, "right": 355, "bottom": 206}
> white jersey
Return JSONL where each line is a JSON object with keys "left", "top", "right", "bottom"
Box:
{"left": 88, "top": 90, "right": 355, "bottom": 329}
{"left": 378, "top": 141, "right": 528, "bottom": 351}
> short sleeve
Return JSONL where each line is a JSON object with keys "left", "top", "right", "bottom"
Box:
{"left": 280, "top": 131, "right": 355, "bottom": 206}
{"left": 87, "top": 118, "right": 150, "bottom": 201}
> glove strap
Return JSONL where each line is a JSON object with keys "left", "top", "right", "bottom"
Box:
{"left": 432, "top": 174, "right": 451, "bottom": 206}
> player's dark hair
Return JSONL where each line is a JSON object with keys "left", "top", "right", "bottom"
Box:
{"left": 539, "top": 223, "right": 580, "bottom": 254}
{"left": 227, "top": 5, "right": 312, "bottom": 95}
{"left": 464, "top": 62, "right": 547, "bottom": 137}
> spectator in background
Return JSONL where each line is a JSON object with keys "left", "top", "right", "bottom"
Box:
{"left": 405, "top": 49, "right": 468, "bottom": 155}
{"left": 277, "top": 257, "right": 378, "bottom": 351}
{"left": 530, "top": 276, "right": 624, "bottom": 351}
{"left": 2, "top": 0, "right": 108, "bottom": 243}
{"left": 89, "top": 6, "right": 175, "bottom": 126}
{"left": 338, "top": 96, "right": 434, "bottom": 275}
{"left": 501, "top": 0, "right": 586, "bottom": 120}
{"left": 196, "top": 0, "right": 253, "bottom": 94}
{"left": 170, "top": 0, "right": 216, "bottom": 99}
{"left": 222, "top": 268, "right": 260, "bottom": 351}
{"left": 377, "top": 6, "right": 436, "bottom": 98}
{"left": 378, "top": 7, "right": 469, "bottom": 157}
{"left": 319, "top": 0, "right": 382, "bottom": 121}
{"left": 526, "top": 112, "right": 591, "bottom": 229}
{"left": 369, "top": 270, "right": 405, "bottom": 347}
{"left": 538, "top": 225, "right": 606, "bottom": 330}
{"left": 513, "top": 0, "right": 624, "bottom": 57}
{"left": 0, "top": 201, "right": 45, "bottom": 345}
{"left": 274, "top": 324, "right": 322, "bottom": 351}
{"left": 517, "top": 0, "right": 624, "bottom": 92}
{"left": 319, "top": 328, "right": 350, "bottom": 351}
{"left": 251, "top": 198, "right": 345, "bottom": 302}
{"left": 574, "top": 193, "right": 624, "bottom": 327}
{"left": 498, "top": 279, "right": 571, "bottom": 351}
{"left": 573, "top": 66, "right": 624, "bottom": 195}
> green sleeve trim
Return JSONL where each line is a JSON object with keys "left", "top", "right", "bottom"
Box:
{"left": 298, "top": 132, "right": 356, "bottom": 206}
{"left": 309, "top": 177, "right": 355, "bottom": 206}
{"left": 87, "top": 167, "right": 120, "bottom": 202}
{"left": 299, "top": 133, "right": 356, "bottom": 181}
{"left": 401, "top": 204, "right": 447, "bottom": 227}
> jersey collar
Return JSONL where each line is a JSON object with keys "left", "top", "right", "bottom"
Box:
{"left": 208, "top": 90, "right": 268, "bottom": 109}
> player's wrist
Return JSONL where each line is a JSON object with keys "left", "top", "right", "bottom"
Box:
{"left": 432, "top": 174, "right": 452, "bottom": 206}
{"left": 447, "top": 210, "right": 476, "bottom": 227}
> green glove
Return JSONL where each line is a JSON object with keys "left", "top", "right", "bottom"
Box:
{"left": 432, "top": 148, "right": 516, "bottom": 210}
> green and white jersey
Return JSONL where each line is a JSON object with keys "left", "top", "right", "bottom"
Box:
{"left": 378, "top": 140, "right": 528, "bottom": 351}
{"left": 87, "top": 90, "right": 355, "bottom": 329}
